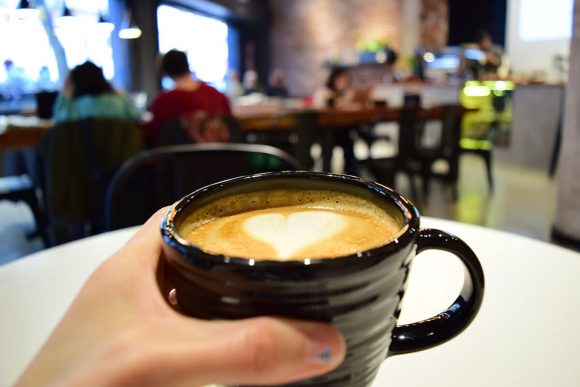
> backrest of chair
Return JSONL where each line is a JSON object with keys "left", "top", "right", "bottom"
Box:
{"left": 35, "top": 91, "right": 59, "bottom": 119}
{"left": 439, "top": 105, "right": 463, "bottom": 153}
{"left": 155, "top": 115, "right": 243, "bottom": 147}
{"left": 105, "top": 143, "right": 301, "bottom": 230}
{"left": 397, "top": 106, "right": 421, "bottom": 161}
{"left": 155, "top": 117, "right": 189, "bottom": 146}
{"left": 438, "top": 105, "right": 463, "bottom": 180}
{"left": 38, "top": 118, "right": 144, "bottom": 226}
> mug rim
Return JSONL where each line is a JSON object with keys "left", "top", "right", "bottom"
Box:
{"left": 161, "top": 171, "right": 421, "bottom": 267}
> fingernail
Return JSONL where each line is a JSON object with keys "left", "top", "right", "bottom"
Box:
{"left": 303, "top": 326, "right": 343, "bottom": 366}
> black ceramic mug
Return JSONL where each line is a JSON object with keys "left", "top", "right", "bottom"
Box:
{"left": 161, "top": 172, "right": 484, "bottom": 387}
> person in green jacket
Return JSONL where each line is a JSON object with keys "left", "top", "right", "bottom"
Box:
{"left": 53, "top": 61, "right": 141, "bottom": 124}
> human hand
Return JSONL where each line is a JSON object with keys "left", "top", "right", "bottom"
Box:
{"left": 16, "top": 209, "right": 345, "bottom": 387}
{"left": 485, "top": 51, "right": 501, "bottom": 66}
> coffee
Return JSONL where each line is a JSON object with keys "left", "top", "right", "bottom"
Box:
{"left": 180, "top": 189, "right": 402, "bottom": 260}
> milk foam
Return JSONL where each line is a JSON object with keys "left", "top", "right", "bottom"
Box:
{"left": 180, "top": 189, "right": 402, "bottom": 260}
{"left": 244, "top": 211, "right": 346, "bottom": 259}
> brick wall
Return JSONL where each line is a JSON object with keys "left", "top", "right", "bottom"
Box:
{"left": 420, "top": 0, "right": 449, "bottom": 50}
{"left": 269, "top": 0, "right": 402, "bottom": 97}
{"left": 269, "top": 0, "right": 449, "bottom": 97}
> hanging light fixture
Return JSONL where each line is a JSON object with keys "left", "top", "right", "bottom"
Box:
{"left": 14, "top": 0, "right": 40, "bottom": 19}
{"left": 61, "top": 4, "right": 73, "bottom": 18}
{"left": 118, "top": 10, "right": 141, "bottom": 39}
{"left": 97, "top": 13, "right": 115, "bottom": 34}
{"left": 55, "top": 1, "right": 77, "bottom": 27}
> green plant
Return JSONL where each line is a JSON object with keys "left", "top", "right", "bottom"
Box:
{"left": 356, "top": 37, "right": 390, "bottom": 52}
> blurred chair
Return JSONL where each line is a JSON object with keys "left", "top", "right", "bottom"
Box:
{"left": 363, "top": 105, "right": 464, "bottom": 201}
{"left": 35, "top": 91, "right": 59, "bottom": 119}
{"left": 0, "top": 175, "right": 49, "bottom": 246}
{"left": 105, "top": 143, "right": 301, "bottom": 230}
{"left": 155, "top": 113, "right": 243, "bottom": 147}
{"left": 242, "top": 115, "right": 299, "bottom": 159}
{"left": 241, "top": 111, "right": 319, "bottom": 170}
{"left": 416, "top": 105, "right": 463, "bottom": 199}
{"left": 38, "top": 118, "right": 143, "bottom": 245}
{"left": 459, "top": 136, "right": 493, "bottom": 192}
{"left": 459, "top": 92, "right": 512, "bottom": 192}
{"left": 362, "top": 106, "right": 423, "bottom": 199}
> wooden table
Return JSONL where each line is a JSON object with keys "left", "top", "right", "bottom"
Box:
{"left": 0, "top": 106, "right": 459, "bottom": 172}
{"left": 0, "top": 116, "right": 52, "bottom": 150}
{"left": 236, "top": 106, "right": 457, "bottom": 171}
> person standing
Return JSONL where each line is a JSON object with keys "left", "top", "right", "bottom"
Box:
{"left": 266, "top": 69, "right": 289, "bottom": 98}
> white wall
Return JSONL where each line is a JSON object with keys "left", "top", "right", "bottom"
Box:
{"left": 554, "top": 0, "right": 580, "bottom": 240}
{"left": 506, "top": 0, "right": 572, "bottom": 83}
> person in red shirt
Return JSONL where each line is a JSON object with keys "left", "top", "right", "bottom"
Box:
{"left": 148, "top": 49, "right": 232, "bottom": 146}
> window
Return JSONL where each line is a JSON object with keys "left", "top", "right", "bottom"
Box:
{"left": 54, "top": 0, "right": 114, "bottom": 79}
{"left": 157, "top": 4, "right": 229, "bottom": 90}
{"left": 0, "top": 6, "right": 58, "bottom": 97}
{"left": 0, "top": 0, "right": 113, "bottom": 100}
{"left": 519, "top": 0, "right": 574, "bottom": 42}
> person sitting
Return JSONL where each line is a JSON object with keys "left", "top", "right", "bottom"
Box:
{"left": 266, "top": 69, "right": 289, "bottom": 98}
{"left": 242, "top": 69, "right": 264, "bottom": 95}
{"left": 52, "top": 61, "right": 140, "bottom": 124}
{"left": 147, "top": 49, "right": 232, "bottom": 146}
{"left": 313, "top": 67, "right": 364, "bottom": 175}
{"left": 225, "top": 69, "right": 244, "bottom": 103}
{"left": 313, "top": 67, "right": 356, "bottom": 109}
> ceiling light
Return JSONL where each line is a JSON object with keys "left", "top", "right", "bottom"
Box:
{"left": 98, "top": 13, "right": 115, "bottom": 34}
{"left": 118, "top": 10, "right": 142, "bottom": 39}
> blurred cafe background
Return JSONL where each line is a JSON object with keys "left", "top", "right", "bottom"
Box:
{"left": 1, "top": 0, "right": 579, "bottom": 264}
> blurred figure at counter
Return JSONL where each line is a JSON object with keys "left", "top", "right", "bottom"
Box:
{"left": 52, "top": 61, "right": 140, "bottom": 124}
{"left": 265, "top": 69, "right": 289, "bottom": 98}
{"left": 148, "top": 49, "right": 231, "bottom": 146}
{"left": 225, "top": 69, "right": 244, "bottom": 102}
{"left": 314, "top": 67, "right": 362, "bottom": 175}
{"left": 36, "top": 66, "right": 56, "bottom": 92}
{"left": 477, "top": 30, "right": 503, "bottom": 77}
{"left": 242, "top": 69, "right": 264, "bottom": 95}
{"left": 1, "top": 59, "right": 28, "bottom": 100}
{"left": 463, "top": 30, "right": 503, "bottom": 80}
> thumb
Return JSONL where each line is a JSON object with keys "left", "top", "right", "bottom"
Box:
{"left": 171, "top": 317, "right": 346, "bottom": 386}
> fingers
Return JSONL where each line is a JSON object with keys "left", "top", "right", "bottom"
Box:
{"left": 103, "top": 206, "right": 170, "bottom": 271}
{"left": 123, "top": 206, "right": 169, "bottom": 255}
{"left": 88, "top": 207, "right": 171, "bottom": 306}
{"left": 167, "top": 317, "right": 345, "bottom": 386}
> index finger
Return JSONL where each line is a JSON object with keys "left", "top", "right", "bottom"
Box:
{"left": 122, "top": 206, "right": 169, "bottom": 259}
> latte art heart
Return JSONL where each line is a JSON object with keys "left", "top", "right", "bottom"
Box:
{"left": 182, "top": 189, "right": 402, "bottom": 260}
{"left": 243, "top": 211, "right": 347, "bottom": 260}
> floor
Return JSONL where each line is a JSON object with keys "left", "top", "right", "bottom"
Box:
{"left": 0, "top": 143, "right": 561, "bottom": 267}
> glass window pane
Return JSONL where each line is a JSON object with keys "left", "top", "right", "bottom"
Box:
{"left": 0, "top": 1, "right": 113, "bottom": 100}
{"left": 0, "top": 8, "right": 58, "bottom": 97}
{"left": 157, "top": 4, "right": 229, "bottom": 90}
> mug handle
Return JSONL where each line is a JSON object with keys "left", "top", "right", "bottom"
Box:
{"left": 388, "top": 228, "right": 485, "bottom": 356}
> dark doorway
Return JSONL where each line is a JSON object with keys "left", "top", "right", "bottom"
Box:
{"left": 448, "top": 0, "right": 507, "bottom": 47}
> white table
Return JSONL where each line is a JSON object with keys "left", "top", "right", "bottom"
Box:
{"left": 1, "top": 218, "right": 580, "bottom": 387}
